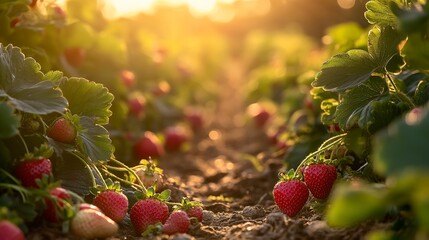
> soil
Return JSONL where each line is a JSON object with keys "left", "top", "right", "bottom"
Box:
{"left": 26, "top": 59, "right": 389, "bottom": 240}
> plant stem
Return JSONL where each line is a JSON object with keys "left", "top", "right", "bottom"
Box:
{"left": 109, "top": 158, "right": 147, "bottom": 192}
{"left": 293, "top": 136, "right": 345, "bottom": 178}
{"left": 106, "top": 165, "right": 129, "bottom": 172}
{"left": 69, "top": 151, "right": 97, "bottom": 188}
{"left": 0, "top": 183, "right": 29, "bottom": 201}
{"left": 386, "top": 74, "right": 399, "bottom": 93}
{"left": 99, "top": 168, "right": 141, "bottom": 190}
{"left": 17, "top": 134, "right": 29, "bottom": 154}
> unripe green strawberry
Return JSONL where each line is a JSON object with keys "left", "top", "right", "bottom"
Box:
{"left": 15, "top": 158, "right": 52, "bottom": 188}
{"left": 303, "top": 164, "right": 337, "bottom": 200}
{"left": 273, "top": 180, "right": 309, "bottom": 217}
{"left": 163, "top": 211, "right": 190, "bottom": 235}
{"left": 47, "top": 117, "right": 76, "bottom": 144}
{"left": 0, "top": 220, "right": 25, "bottom": 240}
{"left": 130, "top": 198, "right": 169, "bottom": 235}
{"left": 44, "top": 187, "right": 72, "bottom": 222}
{"left": 93, "top": 190, "right": 128, "bottom": 222}
{"left": 70, "top": 209, "right": 118, "bottom": 239}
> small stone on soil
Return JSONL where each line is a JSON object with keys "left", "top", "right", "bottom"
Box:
{"left": 242, "top": 205, "right": 265, "bottom": 219}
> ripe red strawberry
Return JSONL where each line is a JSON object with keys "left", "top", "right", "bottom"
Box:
{"left": 273, "top": 180, "right": 309, "bottom": 217}
{"left": 133, "top": 131, "right": 164, "bottom": 160}
{"left": 184, "top": 109, "right": 204, "bottom": 132}
{"left": 44, "top": 187, "right": 72, "bottom": 222}
{"left": 93, "top": 190, "right": 128, "bottom": 222}
{"left": 185, "top": 206, "right": 203, "bottom": 222}
{"left": 47, "top": 117, "right": 76, "bottom": 144}
{"left": 128, "top": 92, "right": 146, "bottom": 119}
{"left": 120, "top": 70, "right": 135, "bottom": 88}
{"left": 64, "top": 47, "right": 85, "bottom": 67}
{"left": 0, "top": 220, "right": 25, "bottom": 240}
{"left": 303, "top": 164, "right": 337, "bottom": 200}
{"left": 163, "top": 126, "right": 188, "bottom": 152}
{"left": 163, "top": 211, "right": 190, "bottom": 235}
{"left": 15, "top": 158, "right": 52, "bottom": 188}
{"left": 130, "top": 198, "right": 169, "bottom": 235}
{"left": 247, "top": 103, "right": 271, "bottom": 127}
{"left": 70, "top": 209, "right": 118, "bottom": 239}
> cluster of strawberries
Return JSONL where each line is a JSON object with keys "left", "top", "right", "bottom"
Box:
{"left": 273, "top": 164, "right": 337, "bottom": 217}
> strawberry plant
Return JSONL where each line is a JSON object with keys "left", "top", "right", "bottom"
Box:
{"left": 269, "top": 0, "right": 429, "bottom": 239}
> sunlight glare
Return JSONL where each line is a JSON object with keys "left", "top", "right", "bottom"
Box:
{"left": 187, "top": 0, "right": 217, "bottom": 16}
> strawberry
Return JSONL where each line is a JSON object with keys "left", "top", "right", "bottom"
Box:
{"left": 120, "top": 70, "right": 135, "bottom": 88}
{"left": 247, "top": 103, "right": 271, "bottom": 127}
{"left": 133, "top": 131, "right": 164, "bottom": 160}
{"left": 273, "top": 180, "right": 309, "bottom": 217}
{"left": 64, "top": 47, "right": 85, "bottom": 67}
{"left": 185, "top": 206, "right": 203, "bottom": 222}
{"left": 44, "top": 187, "right": 72, "bottom": 222}
{"left": 15, "top": 158, "right": 52, "bottom": 188}
{"left": 70, "top": 209, "right": 118, "bottom": 239}
{"left": 163, "top": 211, "right": 190, "bottom": 235}
{"left": 0, "top": 220, "right": 25, "bottom": 240}
{"left": 163, "top": 126, "right": 188, "bottom": 152}
{"left": 184, "top": 108, "right": 204, "bottom": 132}
{"left": 47, "top": 117, "right": 77, "bottom": 144}
{"left": 303, "top": 164, "right": 337, "bottom": 200}
{"left": 93, "top": 190, "right": 128, "bottom": 222}
{"left": 175, "top": 197, "right": 203, "bottom": 222}
{"left": 77, "top": 203, "right": 101, "bottom": 212}
{"left": 130, "top": 198, "right": 169, "bottom": 235}
{"left": 133, "top": 160, "right": 164, "bottom": 189}
{"left": 128, "top": 92, "right": 146, "bottom": 119}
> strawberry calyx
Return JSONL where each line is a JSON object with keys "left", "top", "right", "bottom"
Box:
{"left": 173, "top": 197, "right": 202, "bottom": 211}
{"left": 278, "top": 168, "right": 301, "bottom": 182}
{"left": 22, "top": 143, "right": 54, "bottom": 161}
{"left": 134, "top": 186, "right": 171, "bottom": 202}
{"left": 141, "top": 222, "right": 163, "bottom": 237}
{"left": 89, "top": 178, "right": 122, "bottom": 196}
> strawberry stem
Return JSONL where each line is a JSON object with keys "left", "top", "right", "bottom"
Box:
{"left": 0, "top": 183, "right": 30, "bottom": 201}
{"left": 17, "top": 133, "right": 30, "bottom": 154}
{"left": 293, "top": 134, "right": 346, "bottom": 179}
{"left": 69, "top": 151, "right": 98, "bottom": 188}
{"left": 108, "top": 158, "right": 147, "bottom": 193}
{"left": 99, "top": 168, "right": 142, "bottom": 191}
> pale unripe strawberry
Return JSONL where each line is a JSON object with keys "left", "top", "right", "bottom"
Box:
{"left": 70, "top": 209, "right": 118, "bottom": 239}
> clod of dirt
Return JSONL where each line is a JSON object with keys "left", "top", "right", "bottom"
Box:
{"left": 265, "top": 212, "right": 286, "bottom": 226}
{"left": 242, "top": 205, "right": 266, "bottom": 219}
{"left": 202, "top": 210, "right": 215, "bottom": 224}
{"left": 171, "top": 233, "right": 195, "bottom": 240}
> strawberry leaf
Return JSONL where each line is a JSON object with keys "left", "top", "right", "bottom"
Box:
{"left": 59, "top": 77, "right": 114, "bottom": 125}
{"left": 326, "top": 183, "right": 387, "bottom": 227}
{"left": 373, "top": 105, "right": 429, "bottom": 176}
{"left": 0, "top": 102, "right": 20, "bottom": 138}
{"left": 312, "top": 50, "right": 377, "bottom": 92}
{"left": 364, "top": 0, "right": 399, "bottom": 27}
{"left": 0, "top": 44, "right": 68, "bottom": 114}
{"left": 77, "top": 116, "right": 113, "bottom": 162}
{"left": 335, "top": 76, "right": 389, "bottom": 130}
{"left": 313, "top": 26, "right": 404, "bottom": 92}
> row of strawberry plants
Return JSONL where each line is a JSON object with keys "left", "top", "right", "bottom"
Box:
{"left": 272, "top": 0, "right": 429, "bottom": 239}
{"left": 0, "top": 0, "right": 218, "bottom": 238}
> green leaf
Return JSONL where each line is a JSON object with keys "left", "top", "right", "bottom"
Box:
{"left": 77, "top": 116, "right": 113, "bottom": 162}
{"left": 365, "top": 0, "right": 399, "bottom": 27}
{"left": 373, "top": 106, "right": 429, "bottom": 176}
{"left": 414, "top": 79, "right": 429, "bottom": 106}
{"left": 313, "top": 26, "right": 405, "bottom": 92}
{"left": 403, "top": 33, "right": 429, "bottom": 70}
{"left": 363, "top": 98, "right": 408, "bottom": 133}
{"left": 326, "top": 183, "right": 387, "bottom": 227}
{"left": 0, "top": 44, "right": 68, "bottom": 114}
{"left": 158, "top": 189, "right": 171, "bottom": 201}
{"left": 43, "top": 71, "right": 64, "bottom": 84}
{"left": 312, "top": 50, "right": 377, "bottom": 92}
{"left": 59, "top": 77, "right": 114, "bottom": 125}
{"left": 0, "top": 102, "right": 20, "bottom": 138}
{"left": 335, "top": 76, "right": 389, "bottom": 130}
{"left": 367, "top": 26, "right": 405, "bottom": 70}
